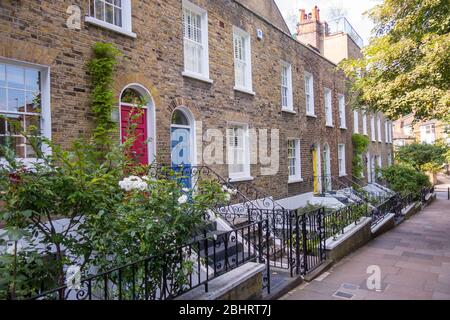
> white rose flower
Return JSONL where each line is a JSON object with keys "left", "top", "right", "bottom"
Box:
{"left": 222, "top": 185, "right": 229, "bottom": 192}
{"left": 182, "top": 188, "right": 190, "bottom": 193}
{"left": 6, "top": 242, "right": 22, "bottom": 255}
{"left": 224, "top": 193, "right": 231, "bottom": 202}
{"left": 178, "top": 194, "right": 188, "bottom": 204}
{"left": 65, "top": 265, "right": 81, "bottom": 290}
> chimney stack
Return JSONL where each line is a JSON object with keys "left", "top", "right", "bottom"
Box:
{"left": 297, "top": 6, "right": 324, "bottom": 52}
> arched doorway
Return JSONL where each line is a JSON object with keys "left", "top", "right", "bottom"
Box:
{"left": 322, "top": 143, "right": 332, "bottom": 192}
{"left": 119, "top": 85, "right": 155, "bottom": 165}
{"left": 170, "top": 107, "right": 196, "bottom": 188}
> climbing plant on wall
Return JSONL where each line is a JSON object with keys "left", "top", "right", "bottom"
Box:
{"left": 352, "top": 133, "right": 369, "bottom": 178}
{"left": 87, "top": 42, "right": 122, "bottom": 154}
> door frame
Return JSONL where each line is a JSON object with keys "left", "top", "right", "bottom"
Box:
{"left": 170, "top": 106, "right": 197, "bottom": 168}
{"left": 118, "top": 83, "right": 156, "bottom": 165}
{"left": 322, "top": 143, "right": 331, "bottom": 192}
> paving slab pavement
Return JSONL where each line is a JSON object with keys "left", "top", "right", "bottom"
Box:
{"left": 281, "top": 182, "right": 450, "bottom": 300}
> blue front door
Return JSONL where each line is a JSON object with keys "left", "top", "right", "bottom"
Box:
{"left": 171, "top": 127, "right": 192, "bottom": 189}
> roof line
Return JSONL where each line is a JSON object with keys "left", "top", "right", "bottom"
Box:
{"left": 232, "top": 0, "right": 339, "bottom": 68}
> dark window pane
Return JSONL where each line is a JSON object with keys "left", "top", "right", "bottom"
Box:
{"left": 6, "top": 65, "right": 25, "bottom": 89}
{"left": 114, "top": 7, "right": 122, "bottom": 27}
{"left": 12, "top": 136, "right": 26, "bottom": 158}
{"left": 0, "top": 117, "right": 6, "bottom": 135}
{"left": 105, "top": 3, "right": 114, "bottom": 24}
{"left": 25, "top": 115, "right": 41, "bottom": 135}
{"left": 171, "top": 110, "right": 189, "bottom": 126}
{"left": 8, "top": 89, "right": 26, "bottom": 113}
{"left": 95, "top": 0, "right": 104, "bottom": 20}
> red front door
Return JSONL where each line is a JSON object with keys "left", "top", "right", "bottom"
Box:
{"left": 120, "top": 106, "right": 148, "bottom": 165}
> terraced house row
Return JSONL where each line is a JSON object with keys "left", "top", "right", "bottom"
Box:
{"left": 0, "top": 0, "right": 393, "bottom": 207}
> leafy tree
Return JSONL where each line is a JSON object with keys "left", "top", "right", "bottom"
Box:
{"left": 381, "top": 164, "right": 430, "bottom": 197}
{"left": 340, "top": 0, "right": 450, "bottom": 122}
{"left": 395, "top": 142, "right": 446, "bottom": 172}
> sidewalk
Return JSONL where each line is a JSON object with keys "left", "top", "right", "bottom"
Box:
{"left": 281, "top": 190, "right": 450, "bottom": 300}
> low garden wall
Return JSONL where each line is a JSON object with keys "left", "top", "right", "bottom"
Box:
{"left": 325, "top": 217, "right": 372, "bottom": 262}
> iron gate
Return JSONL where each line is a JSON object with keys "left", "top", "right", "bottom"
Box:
{"left": 248, "top": 207, "right": 327, "bottom": 276}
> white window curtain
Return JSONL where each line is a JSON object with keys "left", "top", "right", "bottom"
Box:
{"left": 338, "top": 144, "right": 346, "bottom": 176}
{"left": 324, "top": 88, "right": 332, "bottom": 126}
{"left": 339, "top": 94, "right": 346, "bottom": 128}
{"left": 227, "top": 124, "right": 250, "bottom": 179}
{"left": 305, "top": 72, "right": 314, "bottom": 115}
{"left": 288, "top": 139, "right": 301, "bottom": 181}
{"left": 353, "top": 110, "right": 359, "bottom": 133}
{"left": 281, "top": 62, "right": 293, "bottom": 110}
{"left": 183, "top": 7, "right": 203, "bottom": 75}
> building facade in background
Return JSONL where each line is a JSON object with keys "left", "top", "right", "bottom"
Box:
{"left": 296, "top": 6, "right": 394, "bottom": 184}
{"left": 0, "top": 0, "right": 393, "bottom": 207}
{"left": 393, "top": 115, "right": 449, "bottom": 147}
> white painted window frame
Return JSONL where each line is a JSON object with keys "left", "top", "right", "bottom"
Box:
{"left": 0, "top": 58, "right": 51, "bottom": 165}
{"left": 338, "top": 143, "right": 346, "bottom": 176}
{"left": 304, "top": 71, "right": 315, "bottom": 117}
{"left": 338, "top": 94, "right": 346, "bottom": 129}
{"left": 227, "top": 122, "right": 252, "bottom": 182}
{"left": 288, "top": 139, "right": 302, "bottom": 183}
{"left": 324, "top": 87, "right": 333, "bottom": 127}
{"left": 86, "top": 0, "right": 136, "bottom": 38}
{"left": 362, "top": 112, "right": 367, "bottom": 135}
{"left": 233, "top": 26, "right": 254, "bottom": 95}
{"left": 182, "top": 0, "right": 212, "bottom": 84}
{"left": 281, "top": 61, "right": 293, "bottom": 112}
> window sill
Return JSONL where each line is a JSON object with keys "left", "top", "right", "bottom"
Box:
{"left": 229, "top": 176, "right": 254, "bottom": 183}
{"left": 340, "top": 126, "right": 347, "bottom": 130}
{"left": 339, "top": 174, "right": 347, "bottom": 177}
{"left": 182, "top": 71, "right": 214, "bottom": 84}
{"left": 326, "top": 124, "right": 334, "bottom": 128}
{"left": 281, "top": 107, "right": 296, "bottom": 114}
{"left": 85, "top": 17, "right": 137, "bottom": 38}
{"left": 288, "top": 178, "right": 303, "bottom": 184}
{"left": 306, "top": 113, "right": 317, "bottom": 118}
{"left": 234, "top": 86, "right": 255, "bottom": 96}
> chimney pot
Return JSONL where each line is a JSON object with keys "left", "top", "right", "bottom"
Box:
{"left": 299, "top": 9, "right": 306, "bottom": 23}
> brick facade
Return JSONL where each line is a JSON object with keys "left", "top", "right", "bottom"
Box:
{"left": 0, "top": 0, "right": 393, "bottom": 200}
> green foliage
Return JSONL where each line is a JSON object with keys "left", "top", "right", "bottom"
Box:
{"left": 325, "top": 203, "right": 368, "bottom": 239}
{"left": 395, "top": 142, "right": 447, "bottom": 172}
{"left": 87, "top": 42, "right": 122, "bottom": 154}
{"left": 0, "top": 42, "right": 227, "bottom": 299}
{"left": 381, "top": 164, "right": 431, "bottom": 197}
{"left": 340, "top": 0, "right": 450, "bottom": 122}
{"left": 352, "top": 134, "right": 370, "bottom": 178}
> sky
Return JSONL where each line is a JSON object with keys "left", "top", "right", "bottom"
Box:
{"left": 274, "top": 0, "right": 383, "bottom": 46}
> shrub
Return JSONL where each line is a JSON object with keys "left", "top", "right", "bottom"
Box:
{"left": 381, "top": 164, "right": 431, "bottom": 197}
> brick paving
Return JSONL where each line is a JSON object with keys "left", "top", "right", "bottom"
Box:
{"left": 281, "top": 176, "right": 450, "bottom": 300}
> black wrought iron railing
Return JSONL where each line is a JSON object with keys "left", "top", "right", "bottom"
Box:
{"left": 30, "top": 219, "right": 271, "bottom": 300}
{"left": 370, "top": 195, "right": 398, "bottom": 227}
{"left": 324, "top": 202, "right": 368, "bottom": 240}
